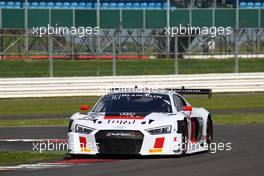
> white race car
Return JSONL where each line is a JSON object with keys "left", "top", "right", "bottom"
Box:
{"left": 67, "top": 88, "right": 213, "bottom": 157}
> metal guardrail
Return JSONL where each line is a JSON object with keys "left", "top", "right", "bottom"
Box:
{"left": 0, "top": 73, "right": 264, "bottom": 98}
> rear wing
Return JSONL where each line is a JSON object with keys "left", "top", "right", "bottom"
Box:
{"left": 109, "top": 86, "right": 212, "bottom": 98}
{"left": 166, "top": 87, "right": 212, "bottom": 98}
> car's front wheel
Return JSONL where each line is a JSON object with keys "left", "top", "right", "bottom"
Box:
{"left": 181, "top": 119, "right": 189, "bottom": 155}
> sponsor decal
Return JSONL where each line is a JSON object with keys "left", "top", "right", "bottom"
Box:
{"left": 81, "top": 148, "right": 92, "bottom": 153}
{"left": 149, "top": 148, "right": 163, "bottom": 153}
{"left": 105, "top": 131, "right": 138, "bottom": 137}
{"left": 107, "top": 119, "right": 136, "bottom": 125}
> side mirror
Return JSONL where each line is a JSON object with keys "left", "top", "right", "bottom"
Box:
{"left": 183, "top": 106, "right": 192, "bottom": 111}
{"left": 80, "top": 105, "right": 89, "bottom": 111}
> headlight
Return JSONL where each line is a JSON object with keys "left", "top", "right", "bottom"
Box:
{"left": 146, "top": 125, "right": 172, "bottom": 135}
{"left": 75, "top": 124, "right": 94, "bottom": 134}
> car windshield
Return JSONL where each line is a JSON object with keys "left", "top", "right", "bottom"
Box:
{"left": 92, "top": 93, "right": 172, "bottom": 113}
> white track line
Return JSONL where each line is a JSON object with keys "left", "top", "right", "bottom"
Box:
{"left": 0, "top": 163, "right": 72, "bottom": 171}
{"left": 0, "top": 160, "right": 114, "bottom": 171}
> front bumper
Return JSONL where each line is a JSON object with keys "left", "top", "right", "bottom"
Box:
{"left": 67, "top": 130, "right": 182, "bottom": 155}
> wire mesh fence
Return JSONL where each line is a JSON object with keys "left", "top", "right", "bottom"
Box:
{"left": 1, "top": 29, "right": 264, "bottom": 77}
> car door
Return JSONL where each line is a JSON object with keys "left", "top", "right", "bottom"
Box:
{"left": 173, "top": 94, "right": 203, "bottom": 143}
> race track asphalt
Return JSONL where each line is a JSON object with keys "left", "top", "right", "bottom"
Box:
{"left": 0, "top": 126, "right": 67, "bottom": 139}
{"left": 0, "top": 126, "right": 67, "bottom": 151}
{"left": 0, "top": 125, "right": 264, "bottom": 176}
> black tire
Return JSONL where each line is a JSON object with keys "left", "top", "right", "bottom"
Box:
{"left": 181, "top": 119, "right": 189, "bottom": 155}
{"left": 206, "top": 117, "right": 213, "bottom": 146}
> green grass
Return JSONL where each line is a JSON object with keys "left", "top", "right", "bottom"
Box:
{"left": 0, "top": 96, "right": 98, "bottom": 116}
{"left": 0, "top": 114, "right": 263, "bottom": 127}
{"left": 1, "top": 58, "right": 264, "bottom": 77}
{"left": 213, "top": 113, "right": 264, "bottom": 124}
{"left": 0, "top": 93, "right": 264, "bottom": 126}
{"left": 1, "top": 93, "right": 264, "bottom": 116}
{"left": 0, "top": 118, "right": 68, "bottom": 127}
{"left": 186, "top": 92, "right": 264, "bottom": 110}
{"left": 0, "top": 151, "right": 65, "bottom": 166}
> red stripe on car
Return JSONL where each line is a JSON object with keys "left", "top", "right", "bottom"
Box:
{"left": 79, "top": 136, "right": 87, "bottom": 148}
{"left": 154, "top": 137, "right": 165, "bottom": 148}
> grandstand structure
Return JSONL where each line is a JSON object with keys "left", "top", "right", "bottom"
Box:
{"left": 0, "top": 0, "right": 264, "bottom": 61}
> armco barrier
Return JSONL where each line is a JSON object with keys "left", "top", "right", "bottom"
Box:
{"left": 0, "top": 73, "right": 264, "bottom": 98}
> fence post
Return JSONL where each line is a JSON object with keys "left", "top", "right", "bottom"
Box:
{"left": 24, "top": 0, "right": 29, "bottom": 59}
{"left": 174, "top": 36, "right": 178, "bottom": 74}
{"left": 235, "top": 0, "right": 239, "bottom": 73}
{"left": 257, "top": 9, "right": 261, "bottom": 53}
{"left": 48, "top": 9, "right": 54, "bottom": 77}
{"left": 72, "top": 9, "right": 75, "bottom": 60}
{"left": 166, "top": 0, "right": 170, "bottom": 57}
{"left": 96, "top": 0, "right": 100, "bottom": 58}
{"left": 112, "top": 35, "right": 116, "bottom": 76}
{"left": 0, "top": 9, "right": 2, "bottom": 59}
{"left": 48, "top": 36, "right": 54, "bottom": 77}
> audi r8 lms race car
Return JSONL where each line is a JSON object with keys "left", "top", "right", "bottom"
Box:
{"left": 67, "top": 88, "right": 213, "bottom": 157}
